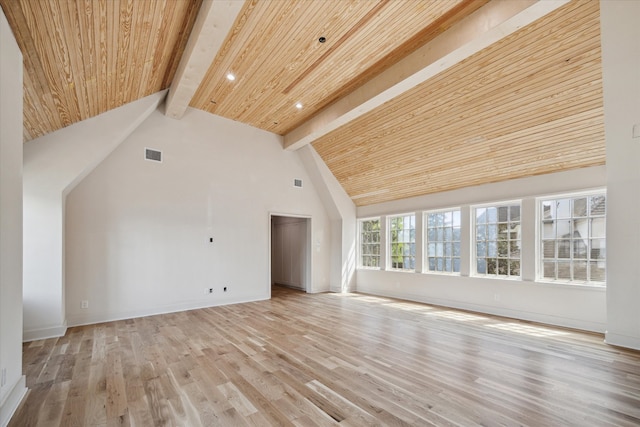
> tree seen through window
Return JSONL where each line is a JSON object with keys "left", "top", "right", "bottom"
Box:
{"left": 389, "top": 214, "right": 415, "bottom": 270}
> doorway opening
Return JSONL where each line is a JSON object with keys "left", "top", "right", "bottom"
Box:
{"left": 270, "top": 214, "right": 311, "bottom": 296}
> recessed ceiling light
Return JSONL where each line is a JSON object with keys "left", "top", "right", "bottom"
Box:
{"left": 295, "top": 102, "right": 303, "bottom": 109}
{"left": 226, "top": 73, "right": 235, "bottom": 81}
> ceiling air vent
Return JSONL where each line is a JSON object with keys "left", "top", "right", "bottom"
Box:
{"left": 145, "top": 148, "right": 162, "bottom": 163}
{"left": 293, "top": 178, "right": 303, "bottom": 188}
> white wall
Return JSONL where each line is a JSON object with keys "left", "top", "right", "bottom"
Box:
{"left": 65, "top": 108, "right": 332, "bottom": 327}
{"left": 22, "top": 92, "right": 165, "bottom": 341}
{"left": 357, "top": 166, "right": 608, "bottom": 332}
{"left": 600, "top": 0, "right": 640, "bottom": 349}
{"left": 0, "top": 8, "right": 27, "bottom": 426}
{"left": 298, "top": 145, "right": 357, "bottom": 292}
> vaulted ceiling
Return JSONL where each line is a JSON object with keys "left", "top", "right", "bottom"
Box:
{"left": 0, "top": 0, "right": 202, "bottom": 141}
{"left": 1, "top": 0, "right": 604, "bottom": 207}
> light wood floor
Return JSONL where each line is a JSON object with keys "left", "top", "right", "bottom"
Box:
{"left": 10, "top": 286, "right": 640, "bottom": 426}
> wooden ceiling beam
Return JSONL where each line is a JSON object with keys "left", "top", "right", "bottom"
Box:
{"left": 283, "top": 0, "right": 569, "bottom": 151}
{"left": 165, "top": 0, "right": 244, "bottom": 120}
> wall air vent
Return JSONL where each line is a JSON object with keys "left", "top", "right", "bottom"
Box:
{"left": 145, "top": 148, "right": 162, "bottom": 163}
{"left": 293, "top": 179, "right": 303, "bottom": 188}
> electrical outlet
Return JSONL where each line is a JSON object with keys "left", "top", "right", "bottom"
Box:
{"left": 1, "top": 368, "right": 6, "bottom": 387}
{"left": 81, "top": 300, "right": 89, "bottom": 309}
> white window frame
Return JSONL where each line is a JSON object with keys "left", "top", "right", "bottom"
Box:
{"left": 537, "top": 190, "right": 606, "bottom": 286}
{"left": 424, "top": 208, "right": 461, "bottom": 275}
{"left": 358, "top": 217, "right": 381, "bottom": 269}
{"left": 472, "top": 200, "right": 522, "bottom": 279}
{"left": 388, "top": 213, "right": 416, "bottom": 271}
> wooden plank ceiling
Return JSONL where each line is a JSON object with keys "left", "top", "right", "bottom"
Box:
{"left": 312, "top": 0, "right": 605, "bottom": 206}
{"left": 2, "top": 0, "right": 605, "bottom": 207}
{"left": 189, "top": 0, "right": 485, "bottom": 135}
{"left": 0, "top": 0, "right": 202, "bottom": 141}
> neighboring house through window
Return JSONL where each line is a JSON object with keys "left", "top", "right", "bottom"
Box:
{"left": 425, "top": 209, "right": 461, "bottom": 274}
{"left": 474, "top": 203, "right": 521, "bottom": 278}
{"left": 540, "top": 193, "right": 606, "bottom": 284}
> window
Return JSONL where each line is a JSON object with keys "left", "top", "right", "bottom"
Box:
{"left": 475, "top": 203, "right": 521, "bottom": 277}
{"left": 425, "top": 209, "right": 461, "bottom": 274}
{"left": 389, "top": 214, "right": 415, "bottom": 270}
{"left": 540, "top": 193, "right": 606, "bottom": 285}
{"left": 359, "top": 218, "right": 381, "bottom": 268}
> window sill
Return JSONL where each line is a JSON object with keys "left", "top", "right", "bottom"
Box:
{"left": 471, "top": 274, "right": 522, "bottom": 281}
{"left": 423, "top": 271, "right": 461, "bottom": 277}
{"left": 386, "top": 268, "right": 416, "bottom": 273}
{"left": 533, "top": 279, "right": 606, "bottom": 290}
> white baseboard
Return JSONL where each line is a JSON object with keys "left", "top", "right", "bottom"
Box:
{"left": 356, "top": 286, "right": 607, "bottom": 333}
{"left": 23, "top": 322, "right": 68, "bottom": 342}
{"left": 605, "top": 331, "right": 640, "bottom": 350}
{"left": 0, "top": 376, "right": 27, "bottom": 427}
{"left": 66, "top": 296, "right": 269, "bottom": 329}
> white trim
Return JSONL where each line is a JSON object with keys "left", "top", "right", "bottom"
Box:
{"left": 0, "top": 376, "right": 27, "bottom": 427}
{"left": 534, "top": 187, "right": 606, "bottom": 201}
{"left": 66, "top": 296, "right": 268, "bottom": 329}
{"left": 535, "top": 191, "right": 607, "bottom": 285}
{"left": 358, "top": 215, "right": 382, "bottom": 222}
{"left": 604, "top": 332, "right": 640, "bottom": 351}
{"left": 386, "top": 213, "right": 417, "bottom": 272}
{"left": 422, "top": 270, "right": 461, "bottom": 277}
{"left": 535, "top": 279, "right": 606, "bottom": 289}
{"left": 268, "top": 212, "right": 313, "bottom": 296}
{"left": 357, "top": 217, "right": 381, "bottom": 269}
{"left": 470, "top": 198, "right": 523, "bottom": 210}
{"left": 423, "top": 208, "right": 462, "bottom": 275}
{"left": 22, "top": 322, "right": 67, "bottom": 342}
{"left": 357, "top": 288, "right": 607, "bottom": 333}
{"left": 423, "top": 206, "right": 463, "bottom": 215}
{"left": 357, "top": 266, "right": 381, "bottom": 271}
{"left": 471, "top": 201, "right": 522, "bottom": 278}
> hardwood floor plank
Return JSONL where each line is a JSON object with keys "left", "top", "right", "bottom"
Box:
{"left": 59, "top": 396, "right": 87, "bottom": 427}
{"left": 271, "top": 369, "right": 353, "bottom": 425}
{"left": 9, "top": 286, "right": 640, "bottom": 426}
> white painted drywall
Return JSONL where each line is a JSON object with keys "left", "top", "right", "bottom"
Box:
{"left": 298, "top": 145, "right": 357, "bottom": 292}
{"left": 22, "top": 91, "right": 166, "bottom": 341}
{"left": 0, "top": 8, "right": 27, "bottom": 425}
{"left": 65, "top": 108, "right": 332, "bottom": 327}
{"left": 600, "top": 0, "right": 640, "bottom": 349}
{"left": 357, "top": 166, "right": 608, "bottom": 332}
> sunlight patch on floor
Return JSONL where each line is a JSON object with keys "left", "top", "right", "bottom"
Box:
{"left": 428, "top": 311, "right": 487, "bottom": 322}
{"left": 383, "top": 302, "right": 433, "bottom": 312}
{"left": 487, "top": 322, "right": 570, "bottom": 337}
{"left": 353, "top": 296, "right": 392, "bottom": 303}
